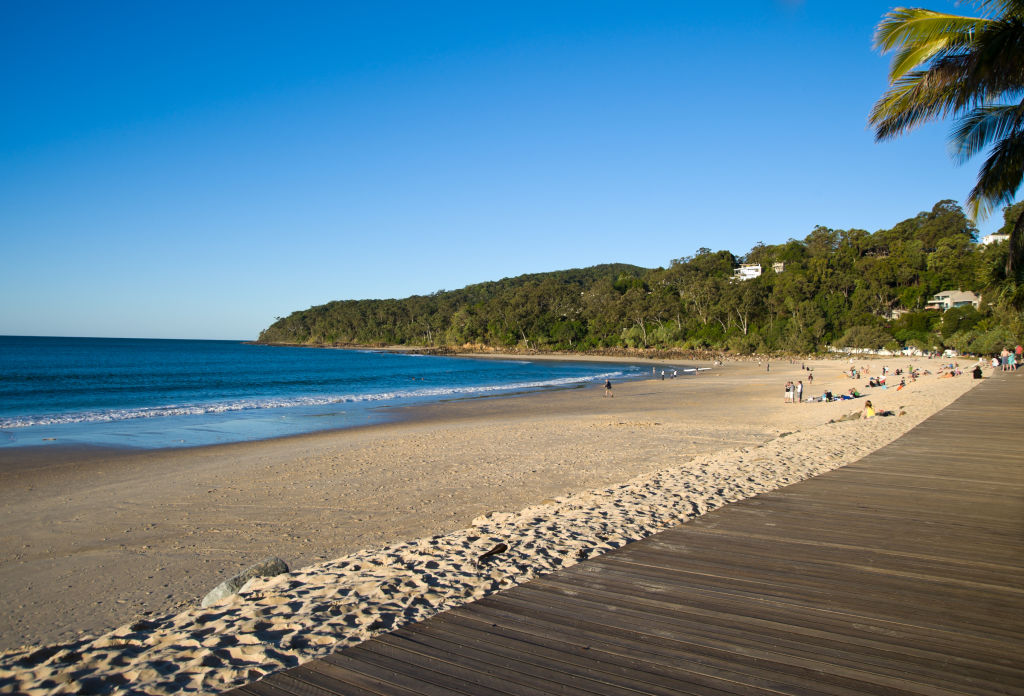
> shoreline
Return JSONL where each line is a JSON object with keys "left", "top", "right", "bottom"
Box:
{"left": 0, "top": 355, "right": 984, "bottom": 694}
{"left": 0, "top": 352, "right": 689, "bottom": 467}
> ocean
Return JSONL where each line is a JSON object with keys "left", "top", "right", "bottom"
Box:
{"left": 0, "top": 336, "right": 647, "bottom": 450}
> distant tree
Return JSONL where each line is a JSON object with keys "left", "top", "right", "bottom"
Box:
{"left": 837, "top": 324, "right": 894, "bottom": 350}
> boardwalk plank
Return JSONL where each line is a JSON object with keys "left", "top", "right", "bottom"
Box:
{"left": 561, "top": 564, "right": 1022, "bottom": 672}
{"left": 366, "top": 633, "right": 600, "bottom": 696}
{"left": 518, "top": 576, "right": 1024, "bottom": 695}
{"left": 402, "top": 618, "right": 724, "bottom": 696}
{"left": 427, "top": 610, "right": 806, "bottom": 696}
{"left": 486, "top": 582, "right": 995, "bottom": 696}
{"left": 452, "top": 590, "right": 1021, "bottom": 696}
{"left": 322, "top": 649, "right": 489, "bottom": 696}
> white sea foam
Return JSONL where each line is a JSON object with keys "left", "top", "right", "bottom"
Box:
{"left": 0, "top": 371, "right": 627, "bottom": 429}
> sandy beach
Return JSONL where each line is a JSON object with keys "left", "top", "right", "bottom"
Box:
{"left": 0, "top": 354, "right": 982, "bottom": 695}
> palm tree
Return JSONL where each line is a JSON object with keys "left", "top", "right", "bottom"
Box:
{"left": 869, "top": 0, "right": 1024, "bottom": 277}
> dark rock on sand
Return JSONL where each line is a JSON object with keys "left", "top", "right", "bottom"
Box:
{"left": 201, "top": 557, "right": 289, "bottom": 608}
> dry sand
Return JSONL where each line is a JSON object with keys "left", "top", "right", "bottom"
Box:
{"left": 0, "top": 355, "right": 982, "bottom": 695}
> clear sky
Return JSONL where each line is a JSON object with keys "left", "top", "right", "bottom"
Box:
{"left": 1, "top": 1, "right": 1012, "bottom": 340}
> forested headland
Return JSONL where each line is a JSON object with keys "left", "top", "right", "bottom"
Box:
{"left": 258, "top": 201, "right": 1024, "bottom": 355}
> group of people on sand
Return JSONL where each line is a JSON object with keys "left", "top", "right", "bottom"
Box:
{"left": 784, "top": 380, "right": 804, "bottom": 403}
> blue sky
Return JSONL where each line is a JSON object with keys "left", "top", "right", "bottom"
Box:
{"left": 1, "top": 1, "right": 1013, "bottom": 340}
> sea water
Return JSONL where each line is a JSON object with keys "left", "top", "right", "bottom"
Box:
{"left": 0, "top": 336, "right": 647, "bottom": 450}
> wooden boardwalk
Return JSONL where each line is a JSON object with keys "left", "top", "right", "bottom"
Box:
{"left": 226, "top": 373, "right": 1024, "bottom": 696}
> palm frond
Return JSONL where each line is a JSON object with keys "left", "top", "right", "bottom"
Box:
{"left": 950, "top": 103, "right": 1024, "bottom": 162}
{"left": 969, "top": 20, "right": 1024, "bottom": 93}
{"left": 976, "top": 0, "right": 1024, "bottom": 19}
{"left": 872, "top": 3, "right": 1024, "bottom": 228}
{"left": 870, "top": 60, "right": 972, "bottom": 139}
{"left": 875, "top": 9, "right": 991, "bottom": 80}
{"left": 967, "top": 130, "right": 1024, "bottom": 218}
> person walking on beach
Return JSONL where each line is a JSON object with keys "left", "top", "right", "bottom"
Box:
{"left": 604, "top": 379, "right": 613, "bottom": 397}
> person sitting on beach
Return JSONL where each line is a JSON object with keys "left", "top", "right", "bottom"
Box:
{"left": 847, "top": 388, "right": 861, "bottom": 398}
{"left": 863, "top": 400, "right": 875, "bottom": 418}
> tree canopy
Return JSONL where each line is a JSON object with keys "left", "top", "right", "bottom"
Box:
{"left": 258, "top": 201, "right": 1022, "bottom": 355}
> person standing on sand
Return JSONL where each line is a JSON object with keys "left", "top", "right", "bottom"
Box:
{"left": 796, "top": 380, "right": 803, "bottom": 403}
{"left": 604, "top": 379, "right": 613, "bottom": 397}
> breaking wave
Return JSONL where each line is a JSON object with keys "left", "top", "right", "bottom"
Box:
{"left": 0, "top": 371, "right": 624, "bottom": 429}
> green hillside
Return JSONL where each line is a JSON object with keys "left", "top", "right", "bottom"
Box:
{"left": 258, "top": 200, "right": 1024, "bottom": 354}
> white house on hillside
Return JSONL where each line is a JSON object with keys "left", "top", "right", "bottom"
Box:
{"left": 925, "top": 290, "right": 981, "bottom": 311}
{"left": 980, "top": 233, "right": 1009, "bottom": 245}
{"left": 732, "top": 264, "right": 762, "bottom": 281}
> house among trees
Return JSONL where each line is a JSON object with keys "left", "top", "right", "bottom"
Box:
{"left": 925, "top": 290, "right": 981, "bottom": 311}
{"left": 732, "top": 264, "right": 762, "bottom": 281}
{"left": 733, "top": 262, "right": 784, "bottom": 281}
{"left": 980, "top": 233, "right": 1010, "bottom": 245}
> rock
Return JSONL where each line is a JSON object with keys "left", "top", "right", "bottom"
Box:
{"left": 476, "top": 542, "right": 508, "bottom": 565}
{"left": 201, "top": 557, "right": 289, "bottom": 608}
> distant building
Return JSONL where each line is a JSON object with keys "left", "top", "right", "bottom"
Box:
{"left": 732, "top": 264, "right": 762, "bottom": 281}
{"left": 772, "top": 262, "right": 785, "bottom": 273}
{"left": 888, "top": 307, "right": 911, "bottom": 320}
{"left": 924, "top": 290, "right": 981, "bottom": 311}
{"left": 980, "top": 233, "right": 1010, "bottom": 245}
